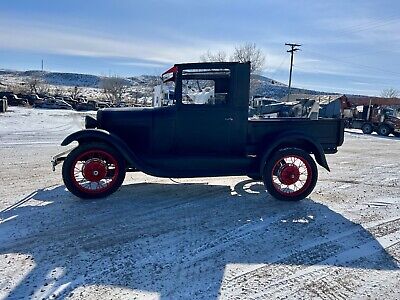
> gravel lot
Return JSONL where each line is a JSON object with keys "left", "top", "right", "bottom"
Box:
{"left": 1, "top": 107, "right": 399, "bottom": 299}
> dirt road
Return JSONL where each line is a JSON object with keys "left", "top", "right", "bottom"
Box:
{"left": 1, "top": 108, "right": 399, "bottom": 299}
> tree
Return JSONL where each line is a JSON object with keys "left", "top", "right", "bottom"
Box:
{"left": 69, "top": 86, "right": 82, "bottom": 99}
{"left": 230, "top": 43, "right": 266, "bottom": 74}
{"left": 380, "top": 88, "right": 399, "bottom": 98}
{"left": 24, "top": 74, "right": 50, "bottom": 95}
{"left": 200, "top": 43, "right": 266, "bottom": 74}
{"left": 27, "top": 75, "right": 44, "bottom": 94}
{"left": 199, "top": 43, "right": 266, "bottom": 96}
{"left": 100, "top": 76, "right": 130, "bottom": 104}
{"left": 200, "top": 50, "right": 228, "bottom": 63}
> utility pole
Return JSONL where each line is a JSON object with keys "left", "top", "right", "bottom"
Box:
{"left": 285, "top": 43, "right": 301, "bottom": 101}
{"left": 41, "top": 59, "right": 44, "bottom": 72}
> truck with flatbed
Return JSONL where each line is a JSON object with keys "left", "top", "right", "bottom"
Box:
{"left": 53, "top": 62, "right": 344, "bottom": 201}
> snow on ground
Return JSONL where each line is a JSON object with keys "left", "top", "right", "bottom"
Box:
{"left": 0, "top": 107, "right": 399, "bottom": 300}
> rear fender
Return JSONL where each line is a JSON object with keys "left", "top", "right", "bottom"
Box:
{"left": 259, "top": 132, "right": 330, "bottom": 174}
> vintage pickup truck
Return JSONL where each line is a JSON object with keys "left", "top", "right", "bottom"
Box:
{"left": 53, "top": 62, "right": 344, "bottom": 201}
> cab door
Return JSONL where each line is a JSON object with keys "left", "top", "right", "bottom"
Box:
{"left": 175, "top": 103, "right": 233, "bottom": 155}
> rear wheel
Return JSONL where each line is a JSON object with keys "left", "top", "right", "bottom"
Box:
{"left": 361, "top": 123, "right": 373, "bottom": 134}
{"left": 62, "top": 143, "right": 126, "bottom": 199}
{"left": 263, "top": 148, "right": 318, "bottom": 201}
{"left": 377, "top": 124, "right": 391, "bottom": 136}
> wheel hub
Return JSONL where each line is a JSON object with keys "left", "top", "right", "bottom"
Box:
{"left": 82, "top": 159, "right": 107, "bottom": 182}
{"left": 279, "top": 164, "right": 300, "bottom": 185}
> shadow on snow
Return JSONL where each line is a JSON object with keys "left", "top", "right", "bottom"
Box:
{"left": 1, "top": 179, "right": 399, "bottom": 299}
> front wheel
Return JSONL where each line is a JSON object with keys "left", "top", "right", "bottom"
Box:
{"left": 62, "top": 143, "right": 126, "bottom": 199}
{"left": 263, "top": 148, "right": 318, "bottom": 201}
{"left": 361, "top": 123, "right": 373, "bottom": 134}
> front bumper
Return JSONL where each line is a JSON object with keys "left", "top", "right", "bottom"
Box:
{"left": 51, "top": 148, "right": 75, "bottom": 171}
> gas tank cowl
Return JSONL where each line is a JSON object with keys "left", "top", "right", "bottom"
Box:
{"left": 85, "top": 116, "right": 98, "bottom": 129}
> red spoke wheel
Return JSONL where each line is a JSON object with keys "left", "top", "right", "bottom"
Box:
{"left": 263, "top": 148, "right": 318, "bottom": 201}
{"left": 62, "top": 143, "right": 126, "bottom": 199}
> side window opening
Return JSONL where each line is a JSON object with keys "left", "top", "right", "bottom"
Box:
{"left": 181, "top": 69, "right": 230, "bottom": 106}
{"left": 182, "top": 79, "right": 215, "bottom": 105}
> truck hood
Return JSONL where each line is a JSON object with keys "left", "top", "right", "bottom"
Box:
{"left": 96, "top": 106, "right": 176, "bottom": 132}
{"left": 97, "top": 107, "right": 155, "bottom": 130}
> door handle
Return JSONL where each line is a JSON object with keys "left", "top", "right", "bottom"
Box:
{"left": 225, "top": 117, "right": 234, "bottom": 121}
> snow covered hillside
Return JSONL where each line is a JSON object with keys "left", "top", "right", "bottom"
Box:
{"left": 0, "top": 69, "right": 329, "bottom": 100}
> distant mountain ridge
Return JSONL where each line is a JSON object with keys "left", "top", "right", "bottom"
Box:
{"left": 251, "top": 74, "right": 334, "bottom": 99}
{"left": 0, "top": 69, "right": 332, "bottom": 99}
{"left": 0, "top": 70, "right": 101, "bottom": 88}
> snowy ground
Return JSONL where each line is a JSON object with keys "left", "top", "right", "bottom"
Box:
{"left": 0, "top": 107, "right": 399, "bottom": 300}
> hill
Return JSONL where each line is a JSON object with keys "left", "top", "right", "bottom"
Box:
{"left": 0, "top": 69, "right": 332, "bottom": 99}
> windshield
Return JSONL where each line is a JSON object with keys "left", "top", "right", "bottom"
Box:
{"left": 384, "top": 108, "right": 396, "bottom": 117}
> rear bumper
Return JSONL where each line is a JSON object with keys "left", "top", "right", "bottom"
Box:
{"left": 51, "top": 148, "right": 75, "bottom": 171}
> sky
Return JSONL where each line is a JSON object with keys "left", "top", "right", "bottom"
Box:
{"left": 0, "top": 0, "right": 399, "bottom": 95}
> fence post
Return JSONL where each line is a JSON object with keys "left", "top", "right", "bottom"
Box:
{"left": 0, "top": 98, "right": 8, "bottom": 112}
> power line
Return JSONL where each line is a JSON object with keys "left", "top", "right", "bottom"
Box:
{"left": 302, "top": 49, "right": 400, "bottom": 77}
{"left": 332, "top": 16, "right": 399, "bottom": 35}
{"left": 285, "top": 43, "right": 301, "bottom": 101}
{"left": 265, "top": 55, "right": 288, "bottom": 74}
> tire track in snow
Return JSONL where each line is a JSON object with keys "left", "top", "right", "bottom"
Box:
{"left": 251, "top": 229, "right": 400, "bottom": 299}
{"left": 220, "top": 215, "right": 400, "bottom": 294}
{"left": 231, "top": 215, "right": 400, "bottom": 276}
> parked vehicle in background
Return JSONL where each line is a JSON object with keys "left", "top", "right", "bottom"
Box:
{"left": 62, "top": 97, "right": 79, "bottom": 109}
{"left": 34, "top": 98, "right": 72, "bottom": 110}
{"left": 6, "top": 94, "right": 28, "bottom": 106}
{"left": 249, "top": 96, "right": 319, "bottom": 120}
{"left": 0, "top": 91, "right": 13, "bottom": 99}
{"left": 249, "top": 97, "right": 284, "bottom": 117}
{"left": 153, "top": 84, "right": 174, "bottom": 107}
{"left": 343, "top": 96, "right": 400, "bottom": 137}
{"left": 116, "top": 101, "right": 127, "bottom": 107}
{"left": 23, "top": 94, "right": 43, "bottom": 106}
{"left": 97, "top": 101, "right": 111, "bottom": 109}
{"left": 53, "top": 62, "right": 344, "bottom": 201}
{"left": 346, "top": 106, "right": 400, "bottom": 137}
{"left": 76, "top": 100, "right": 99, "bottom": 111}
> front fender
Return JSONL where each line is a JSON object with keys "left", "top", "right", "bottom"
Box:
{"left": 62, "top": 129, "right": 143, "bottom": 169}
{"left": 259, "top": 131, "right": 330, "bottom": 174}
{"left": 61, "top": 129, "right": 173, "bottom": 177}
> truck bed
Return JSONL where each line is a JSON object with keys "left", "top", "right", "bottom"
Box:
{"left": 247, "top": 118, "right": 345, "bottom": 154}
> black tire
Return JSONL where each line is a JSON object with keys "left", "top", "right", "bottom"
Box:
{"left": 361, "top": 123, "right": 373, "bottom": 134}
{"left": 377, "top": 124, "right": 391, "bottom": 136}
{"left": 247, "top": 174, "right": 262, "bottom": 181}
{"left": 263, "top": 148, "right": 318, "bottom": 201}
{"left": 62, "top": 143, "right": 126, "bottom": 199}
{"left": 394, "top": 132, "right": 400, "bottom": 138}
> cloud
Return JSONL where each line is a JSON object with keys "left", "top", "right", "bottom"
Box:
{"left": 0, "top": 17, "right": 234, "bottom": 65}
{"left": 113, "top": 61, "right": 168, "bottom": 68}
